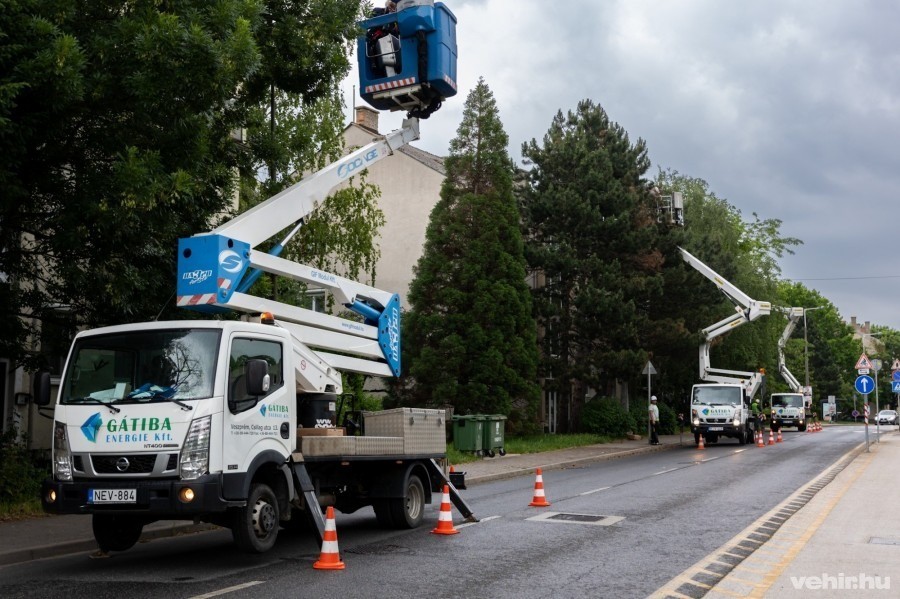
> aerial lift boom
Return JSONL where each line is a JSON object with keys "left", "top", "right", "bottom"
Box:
{"left": 776, "top": 306, "right": 804, "bottom": 392}
{"left": 679, "top": 247, "right": 772, "bottom": 398}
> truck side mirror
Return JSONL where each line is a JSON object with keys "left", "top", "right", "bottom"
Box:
{"left": 33, "top": 371, "right": 52, "bottom": 406}
{"left": 245, "top": 359, "right": 270, "bottom": 396}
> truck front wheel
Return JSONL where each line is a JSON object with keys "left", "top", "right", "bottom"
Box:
{"left": 93, "top": 514, "right": 144, "bottom": 552}
{"left": 232, "top": 483, "right": 280, "bottom": 553}
{"left": 389, "top": 474, "right": 425, "bottom": 529}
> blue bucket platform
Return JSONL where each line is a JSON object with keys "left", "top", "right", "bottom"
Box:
{"left": 357, "top": 1, "right": 458, "bottom": 118}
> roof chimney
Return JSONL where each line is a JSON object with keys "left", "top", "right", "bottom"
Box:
{"left": 355, "top": 106, "right": 379, "bottom": 133}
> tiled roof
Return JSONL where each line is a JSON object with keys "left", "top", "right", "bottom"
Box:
{"left": 398, "top": 144, "right": 446, "bottom": 175}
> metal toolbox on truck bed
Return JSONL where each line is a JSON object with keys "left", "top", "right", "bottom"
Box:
{"left": 363, "top": 408, "right": 446, "bottom": 454}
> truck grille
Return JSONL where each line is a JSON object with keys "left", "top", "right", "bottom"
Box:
{"left": 705, "top": 418, "right": 728, "bottom": 424}
{"left": 92, "top": 454, "right": 158, "bottom": 474}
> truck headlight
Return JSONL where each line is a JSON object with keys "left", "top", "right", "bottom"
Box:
{"left": 692, "top": 409, "right": 700, "bottom": 426}
{"left": 180, "top": 416, "right": 210, "bottom": 480}
{"left": 53, "top": 421, "right": 73, "bottom": 482}
{"left": 733, "top": 410, "right": 741, "bottom": 426}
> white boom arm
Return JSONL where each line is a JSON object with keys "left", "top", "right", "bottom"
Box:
{"left": 679, "top": 247, "right": 772, "bottom": 396}
{"left": 176, "top": 119, "right": 421, "bottom": 393}
{"left": 777, "top": 307, "right": 804, "bottom": 392}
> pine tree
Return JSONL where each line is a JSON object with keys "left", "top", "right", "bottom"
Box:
{"left": 520, "top": 99, "right": 667, "bottom": 432}
{"left": 399, "top": 78, "right": 539, "bottom": 427}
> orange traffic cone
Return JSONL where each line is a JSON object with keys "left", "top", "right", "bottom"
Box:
{"left": 768, "top": 430, "right": 775, "bottom": 445}
{"left": 313, "top": 506, "right": 345, "bottom": 570}
{"left": 698, "top": 435, "right": 705, "bottom": 450}
{"left": 777, "top": 430, "right": 783, "bottom": 443}
{"left": 807, "top": 423, "right": 813, "bottom": 434}
{"left": 757, "top": 430, "right": 765, "bottom": 447}
{"left": 431, "top": 485, "right": 460, "bottom": 535}
{"left": 528, "top": 468, "right": 551, "bottom": 507}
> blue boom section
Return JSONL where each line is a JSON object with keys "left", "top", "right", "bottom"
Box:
{"left": 176, "top": 235, "right": 251, "bottom": 312}
{"left": 358, "top": 2, "right": 457, "bottom": 116}
{"left": 377, "top": 294, "right": 402, "bottom": 377}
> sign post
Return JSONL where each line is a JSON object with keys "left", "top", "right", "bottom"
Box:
{"left": 855, "top": 373, "right": 875, "bottom": 452}
{"left": 873, "top": 359, "right": 882, "bottom": 441}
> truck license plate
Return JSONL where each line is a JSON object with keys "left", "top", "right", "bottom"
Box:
{"left": 708, "top": 427, "right": 724, "bottom": 431}
{"left": 88, "top": 489, "right": 136, "bottom": 504}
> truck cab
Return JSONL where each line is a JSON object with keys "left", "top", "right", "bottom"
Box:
{"left": 690, "top": 383, "right": 752, "bottom": 445}
{"left": 770, "top": 392, "right": 807, "bottom": 431}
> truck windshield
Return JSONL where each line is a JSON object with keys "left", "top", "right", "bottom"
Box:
{"left": 771, "top": 395, "right": 804, "bottom": 408}
{"left": 61, "top": 329, "right": 220, "bottom": 405}
{"left": 692, "top": 386, "right": 743, "bottom": 406}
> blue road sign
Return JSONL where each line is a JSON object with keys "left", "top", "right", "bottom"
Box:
{"left": 855, "top": 375, "right": 876, "bottom": 395}
{"left": 893, "top": 381, "right": 900, "bottom": 393}
{"left": 893, "top": 370, "right": 900, "bottom": 382}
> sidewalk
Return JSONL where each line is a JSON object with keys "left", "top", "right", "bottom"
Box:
{"left": 0, "top": 433, "right": 682, "bottom": 566}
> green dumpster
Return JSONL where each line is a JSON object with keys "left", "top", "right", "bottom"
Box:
{"left": 481, "top": 414, "right": 507, "bottom": 458}
{"left": 452, "top": 415, "right": 485, "bottom": 454}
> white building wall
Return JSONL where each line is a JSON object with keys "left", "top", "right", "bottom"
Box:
{"left": 343, "top": 111, "right": 445, "bottom": 308}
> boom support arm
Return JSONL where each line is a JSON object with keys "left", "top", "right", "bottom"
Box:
{"left": 679, "top": 247, "right": 772, "bottom": 396}
{"left": 777, "top": 307, "right": 804, "bottom": 392}
{"left": 176, "top": 120, "right": 419, "bottom": 393}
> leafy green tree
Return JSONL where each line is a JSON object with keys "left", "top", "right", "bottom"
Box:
{"left": 0, "top": 0, "right": 368, "bottom": 369}
{"left": 399, "top": 78, "right": 539, "bottom": 426}
{"left": 520, "top": 100, "right": 672, "bottom": 432}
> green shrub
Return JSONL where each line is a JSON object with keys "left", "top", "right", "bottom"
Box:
{"left": 581, "top": 397, "right": 636, "bottom": 437}
{"left": 0, "top": 430, "right": 48, "bottom": 514}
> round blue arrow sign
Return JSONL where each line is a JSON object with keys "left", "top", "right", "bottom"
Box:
{"left": 893, "top": 370, "right": 900, "bottom": 382}
{"left": 855, "top": 375, "right": 876, "bottom": 395}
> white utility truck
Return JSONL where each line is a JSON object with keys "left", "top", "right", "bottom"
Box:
{"left": 37, "top": 0, "right": 468, "bottom": 555}
{"left": 679, "top": 247, "right": 771, "bottom": 446}
{"left": 770, "top": 307, "right": 809, "bottom": 431}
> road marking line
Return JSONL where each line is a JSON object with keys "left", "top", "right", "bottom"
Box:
{"left": 733, "top": 449, "right": 748, "bottom": 453}
{"left": 652, "top": 468, "right": 678, "bottom": 476}
{"left": 188, "top": 581, "right": 265, "bottom": 598}
{"left": 579, "top": 486, "right": 610, "bottom": 495}
{"left": 456, "top": 515, "right": 501, "bottom": 529}
{"left": 700, "top": 456, "right": 721, "bottom": 462}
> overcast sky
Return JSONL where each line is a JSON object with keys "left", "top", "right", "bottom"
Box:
{"left": 342, "top": 0, "right": 900, "bottom": 333}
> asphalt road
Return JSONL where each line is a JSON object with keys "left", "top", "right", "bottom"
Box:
{"left": 0, "top": 427, "right": 865, "bottom": 599}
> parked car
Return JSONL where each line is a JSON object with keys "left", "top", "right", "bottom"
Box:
{"left": 876, "top": 410, "right": 898, "bottom": 425}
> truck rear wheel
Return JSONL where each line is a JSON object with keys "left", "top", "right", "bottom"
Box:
{"left": 388, "top": 474, "right": 425, "bottom": 529}
{"left": 232, "top": 482, "right": 280, "bottom": 553}
{"left": 93, "top": 514, "right": 144, "bottom": 552}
